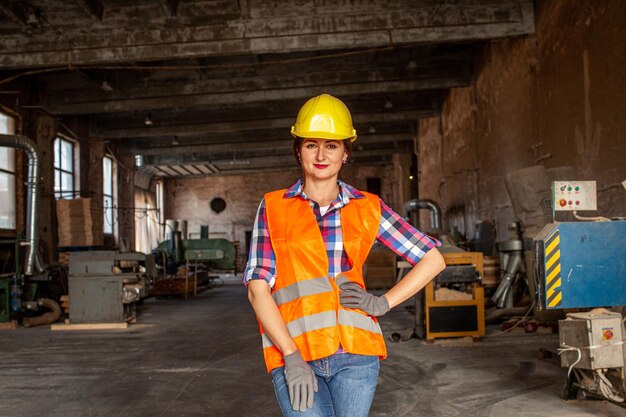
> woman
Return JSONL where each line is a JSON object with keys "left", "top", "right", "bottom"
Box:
{"left": 245, "top": 94, "right": 446, "bottom": 417}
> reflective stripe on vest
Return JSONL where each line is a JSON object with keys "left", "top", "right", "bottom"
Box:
{"left": 262, "top": 310, "right": 337, "bottom": 349}
{"left": 272, "top": 276, "right": 333, "bottom": 306}
{"left": 262, "top": 277, "right": 384, "bottom": 349}
{"left": 338, "top": 309, "right": 383, "bottom": 336}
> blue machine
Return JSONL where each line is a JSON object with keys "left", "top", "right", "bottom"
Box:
{"left": 534, "top": 221, "right": 626, "bottom": 310}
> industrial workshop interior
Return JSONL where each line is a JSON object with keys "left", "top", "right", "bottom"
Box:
{"left": 0, "top": 1, "right": 625, "bottom": 416}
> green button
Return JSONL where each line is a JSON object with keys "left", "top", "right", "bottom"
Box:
{"left": 568, "top": 186, "right": 572, "bottom": 191}
{"left": 575, "top": 186, "right": 580, "bottom": 191}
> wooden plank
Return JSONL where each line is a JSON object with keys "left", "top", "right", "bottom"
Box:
{"left": 0, "top": 320, "right": 18, "bottom": 330}
{"left": 51, "top": 322, "right": 128, "bottom": 331}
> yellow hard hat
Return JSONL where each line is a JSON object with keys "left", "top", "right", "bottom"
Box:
{"left": 291, "top": 94, "right": 357, "bottom": 142}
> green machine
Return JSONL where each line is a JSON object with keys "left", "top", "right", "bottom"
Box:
{"left": 156, "top": 237, "right": 237, "bottom": 272}
{"left": 183, "top": 238, "right": 236, "bottom": 269}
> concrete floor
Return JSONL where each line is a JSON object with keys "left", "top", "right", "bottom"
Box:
{"left": 1, "top": 282, "right": 624, "bottom": 417}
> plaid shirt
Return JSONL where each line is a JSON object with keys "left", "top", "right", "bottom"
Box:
{"left": 244, "top": 179, "right": 441, "bottom": 288}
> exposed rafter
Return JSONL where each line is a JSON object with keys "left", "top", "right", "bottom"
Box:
{"left": 0, "top": 1, "right": 38, "bottom": 32}
{"left": 75, "top": 0, "right": 104, "bottom": 21}
{"left": 0, "top": 0, "right": 539, "bottom": 178}
{"left": 50, "top": 76, "right": 466, "bottom": 115}
{"left": 142, "top": 146, "right": 411, "bottom": 170}
{"left": 135, "top": 133, "right": 414, "bottom": 155}
{"left": 0, "top": 1, "right": 535, "bottom": 69}
{"left": 98, "top": 111, "right": 430, "bottom": 139}
{"left": 159, "top": 0, "right": 181, "bottom": 17}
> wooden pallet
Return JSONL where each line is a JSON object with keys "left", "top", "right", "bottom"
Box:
{"left": 150, "top": 276, "right": 197, "bottom": 297}
{"left": 51, "top": 321, "right": 128, "bottom": 331}
{"left": 0, "top": 320, "right": 18, "bottom": 330}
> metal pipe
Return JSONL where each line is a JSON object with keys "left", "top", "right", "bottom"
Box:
{"left": 0, "top": 134, "right": 42, "bottom": 275}
{"left": 404, "top": 199, "right": 442, "bottom": 230}
{"left": 22, "top": 298, "right": 62, "bottom": 327}
{"left": 485, "top": 306, "right": 530, "bottom": 323}
{"left": 492, "top": 251, "right": 524, "bottom": 308}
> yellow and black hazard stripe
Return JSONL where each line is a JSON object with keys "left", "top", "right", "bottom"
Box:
{"left": 544, "top": 229, "right": 562, "bottom": 308}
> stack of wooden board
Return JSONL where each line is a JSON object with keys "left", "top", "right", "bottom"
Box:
{"left": 56, "top": 198, "right": 103, "bottom": 247}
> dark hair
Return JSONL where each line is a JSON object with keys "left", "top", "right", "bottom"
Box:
{"left": 293, "top": 137, "right": 353, "bottom": 166}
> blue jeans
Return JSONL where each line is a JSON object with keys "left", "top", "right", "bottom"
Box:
{"left": 270, "top": 353, "right": 379, "bottom": 417}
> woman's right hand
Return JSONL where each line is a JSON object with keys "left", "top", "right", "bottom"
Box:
{"left": 283, "top": 350, "right": 318, "bottom": 412}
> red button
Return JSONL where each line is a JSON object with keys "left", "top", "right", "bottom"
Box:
{"left": 575, "top": 201, "right": 580, "bottom": 205}
{"left": 568, "top": 201, "right": 573, "bottom": 205}
{"left": 559, "top": 199, "right": 567, "bottom": 207}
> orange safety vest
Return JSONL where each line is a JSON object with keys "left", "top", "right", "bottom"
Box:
{"left": 260, "top": 189, "right": 387, "bottom": 372}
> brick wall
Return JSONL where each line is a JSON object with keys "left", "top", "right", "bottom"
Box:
{"left": 165, "top": 161, "right": 406, "bottom": 257}
{"left": 418, "top": 0, "right": 626, "bottom": 241}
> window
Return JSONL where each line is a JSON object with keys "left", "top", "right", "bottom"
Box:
{"left": 103, "top": 156, "right": 117, "bottom": 235}
{"left": 54, "top": 137, "right": 78, "bottom": 199}
{"left": 134, "top": 189, "right": 160, "bottom": 254}
{"left": 0, "top": 112, "right": 16, "bottom": 229}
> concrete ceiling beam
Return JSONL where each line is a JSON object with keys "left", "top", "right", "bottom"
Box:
{"left": 0, "top": 1, "right": 37, "bottom": 32}
{"left": 140, "top": 140, "right": 413, "bottom": 165}
{"left": 53, "top": 63, "right": 469, "bottom": 101}
{"left": 75, "top": 0, "right": 104, "bottom": 21}
{"left": 50, "top": 76, "right": 466, "bottom": 115}
{"left": 145, "top": 154, "right": 393, "bottom": 177}
{"left": 159, "top": 0, "right": 180, "bottom": 17}
{"left": 131, "top": 133, "right": 414, "bottom": 155}
{"left": 0, "top": 1, "right": 534, "bottom": 69}
{"left": 97, "top": 110, "right": 429, "bottom": 139}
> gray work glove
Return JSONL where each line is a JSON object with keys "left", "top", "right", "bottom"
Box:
{"left": 339, "top": 282, "right": 390, "bottom": 316}
{"left": 283, "top": 350, "right": 318, "bottom": 412}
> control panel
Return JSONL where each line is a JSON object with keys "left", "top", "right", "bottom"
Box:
{"left": 553, "top": 181, "right": 597, "bottom": 211}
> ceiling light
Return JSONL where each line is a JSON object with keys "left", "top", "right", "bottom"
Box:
{"left": 134, "top": 155, "right": 144, "bottom": 168}
{"left": 144, "top": 114, "right": 153, "bottom": 126}
{"left": 406, "top": 60, "right": 418, "bottom": 71}
{"left": 100, "top": 81, "right": 113, "bottom": 92}
{"left": 368, "top": 125, "right": 376, "bottom": 134}
{"left": 171, "top": 136, "right": 179, "bottom": 146}
{"left": 384, "top": 99, "right": 393, "bottom": 109}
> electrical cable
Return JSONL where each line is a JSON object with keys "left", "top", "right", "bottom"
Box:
{"left": 488, "top": 301, "right": 536, "bottom": 337}
{"left": 595, "top": 369, "right": 625, "bottom": 402}
{"left": 558, "top": 340, "right": 626, "bottom": 402}
{"left": 557, "top": 345, "right": 582, "bottom": 379}
{"left": 572, "top": 210, "right": 611, "bottom": 222}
